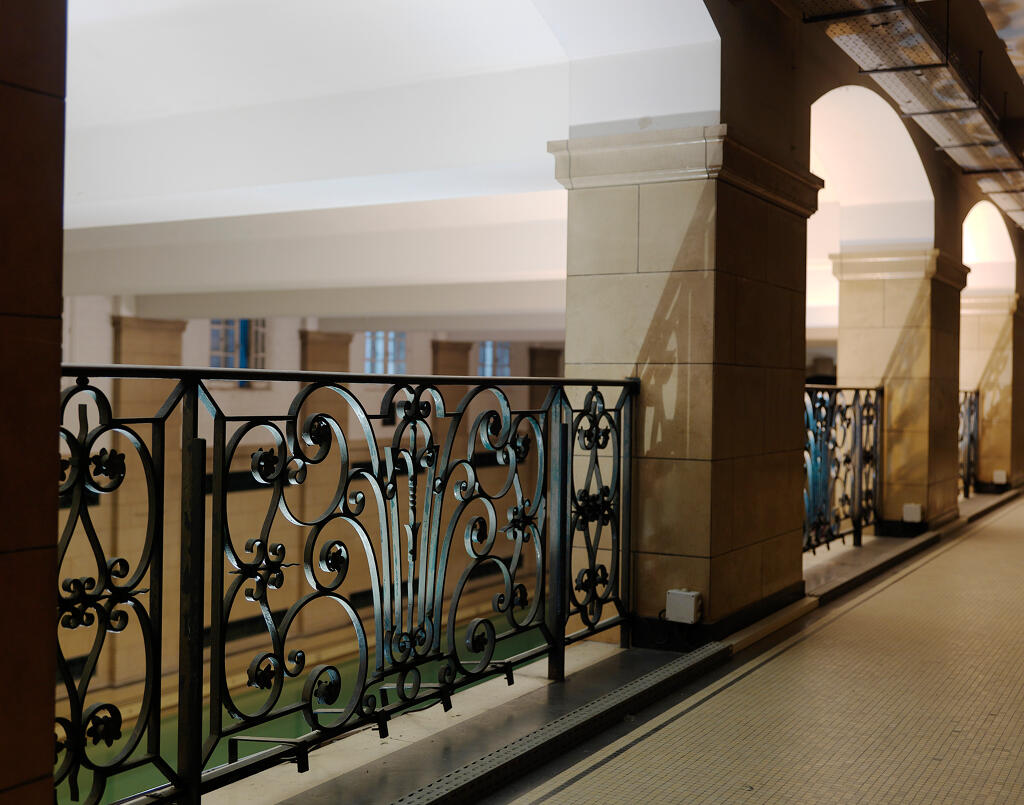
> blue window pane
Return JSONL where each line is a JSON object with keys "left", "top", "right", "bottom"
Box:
{"left": 211, "top": 355, "right": 221, "bottom": 368}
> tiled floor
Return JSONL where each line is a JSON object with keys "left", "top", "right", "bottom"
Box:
{"left": 507, "top": 497, "right": 1024, "bottom": 804}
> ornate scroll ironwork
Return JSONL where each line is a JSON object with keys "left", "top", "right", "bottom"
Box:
{"left": 803, "top": 385, "right": 883, "bottom": 553}
{"left": 958, "top": 389, "right": 979, "bottom": 498}
{"left": 55, "top": 365, "right": 636, "bottom": 804}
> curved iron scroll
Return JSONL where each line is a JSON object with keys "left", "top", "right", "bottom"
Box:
{"left": 55, "top": 368, "right": 636, "bottom": 803}
{"left": 803, "top": 386, "right": 882, "bottom": 553}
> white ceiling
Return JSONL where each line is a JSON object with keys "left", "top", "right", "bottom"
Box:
{"left": 64, "top": 1, "right": 720, "bottom": 227}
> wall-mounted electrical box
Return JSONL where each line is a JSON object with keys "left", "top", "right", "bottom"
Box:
{"left": 666, "top": 589, "right": 702, "bottom": 624}
{"left": 903, "top": 503, "right": 922, "bottom": 523}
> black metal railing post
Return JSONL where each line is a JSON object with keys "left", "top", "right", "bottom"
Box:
{"left": 178, "top": 381, "right": 206, "bottom": 804}
{"left": 874, "top": 385, "right": 884, "bottom": 523}
{"left": 618, "top": 384, "right": 635, "bottom": 649}
{"left": 851, "top": 390, "right": 864, "bottom": 548}
{"left": 546, "top": 396, "right": 569, "bottom": 682}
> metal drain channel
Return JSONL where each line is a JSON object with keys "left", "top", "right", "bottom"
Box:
{"left": 392, "top": 641, "right": 731, "bottom": 805}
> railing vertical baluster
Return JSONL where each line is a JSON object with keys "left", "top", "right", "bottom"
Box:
{"left": 619, "top": 385, "right": 635, "bottom": 649}
{"left": 852, "top": 390, "right": 864, "bottom": 547}
{"left": 178, "top": 380, "right": 206, "bottom": 804}
{"left": 546, "top": 392, "right": 568, "bottom": 682}
{"left": 875, "top": 386, "right": 884, "bottom": 523}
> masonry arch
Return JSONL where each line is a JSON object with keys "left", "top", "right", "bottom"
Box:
{"left": 805, "top": 85, "right": 936, "bottom": 381}
{"left": 962, "top": 201, "right": 1016, "bottom": 293}
{"left": 802, "top": 83, "right": 949, "bottom": 548}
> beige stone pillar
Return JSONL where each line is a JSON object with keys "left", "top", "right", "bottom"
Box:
{"left": 552, "top": 126, "right": 820, "bottom": 629}
{"left": 300, "top": 329, "right": 352, "bottom": 373}
{"left": 833, "top": 249, "right": 967, "bottom": 530}
{"left": 960, "top": 292, "right": 1021, "bottom": 490}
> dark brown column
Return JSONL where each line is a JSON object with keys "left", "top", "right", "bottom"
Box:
{"left": 0, "top": 2, "right": 66, "bottom": 802}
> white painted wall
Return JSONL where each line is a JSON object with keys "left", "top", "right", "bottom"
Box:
{"left": 65, "top": 1, "right": 720, "bottom": 228}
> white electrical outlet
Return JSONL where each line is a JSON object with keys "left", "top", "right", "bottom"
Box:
{"left": 994, "top": 470, "right": 1008, "bottom": 485}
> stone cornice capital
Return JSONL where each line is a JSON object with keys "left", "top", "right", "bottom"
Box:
{"left": 548, "top": 125, "right": 822, "bottom": 218}
{"left": 960, "top": 290, "right": 1021, "bottom": 316}
{"left": 830, "top": 249, "right": 969, "bottom": 290}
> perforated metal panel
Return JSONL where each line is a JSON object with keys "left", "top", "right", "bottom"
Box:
{"left": 799, "top": 0, "right": 1024, "bottom": 226}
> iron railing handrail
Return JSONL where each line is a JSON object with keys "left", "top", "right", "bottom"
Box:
{"left": 61, "top": 363, "right": 642, "bottom": 390}
{"left": 803, "top": 384, "right": 884, "bottom": 552}
{"left": 55, "top": 366, "right": 637, "bottom": 804}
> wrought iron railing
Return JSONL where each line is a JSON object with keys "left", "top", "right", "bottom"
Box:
{"left": 803, "top": 386, "right": 883, "bottom": 552}
{"left": 56, "top": 365, "right": 637, "bottom": 804}
{"left": 958, "top": 389, "right": 979, "bottom": 498}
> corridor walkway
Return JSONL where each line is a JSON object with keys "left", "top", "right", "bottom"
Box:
{"left": 506, "top": 498, "right": 1024, "bottom": 804}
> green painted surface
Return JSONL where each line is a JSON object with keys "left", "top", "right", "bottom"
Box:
{"left": 57, "top": 623, "right": 546, "bottom": 804}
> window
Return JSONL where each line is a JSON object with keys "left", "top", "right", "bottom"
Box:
{"left": 477, "top": 341, "right": 511, "bottom": 377}
{"left": 364, "top": 331, "right": 406, "bottom": 374}
{"left": 210, "top": 319, "right": 266, "bottom": 369}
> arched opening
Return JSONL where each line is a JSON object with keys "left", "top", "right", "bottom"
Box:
{"left": 806, "top": 85, "right": 935, "bottom": 382}
{"left": 803, "top": 84, "right": 939, "bottom": 554}
{"left": 963, "top": 201, "right": 1015, "bottom": 293}
{"left": 959, "top": 200, "right": 1018, "bottom": 494}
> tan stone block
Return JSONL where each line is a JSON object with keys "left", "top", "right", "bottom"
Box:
{"left": 712, "top": 363, "right": 765, "bottom": 459}
{"left": 927, "top": 427, "right": 959, "bottom": 485}
{"left": 927, "top": 478, "right": 958, "bottom": 523}
{"left": 763, "top": 368, "right": 805, "bottom": 455}
{"left": 563, "top": 362, "right": 638, "bottom": 383}
{"left": 928, "top": 378, "right": 958, "bottom": 437}
{"left": 634, "top": 551, "right": 709, "bottom": 618}
{"left": 565, "top": 272, "right": 715, "bottom": 366}
{"left": 635, "top": 362, "right": 713, "bottom": 460}
{"left": 716, "top": 182, "right": 765, "bottom": 282}
{"left": 930, "top": 281, "right": 961, "bottom": 334}
{"left": 885, "top": 378, "right": 931, "bottom": 432}
{"left": 771, "top": 210, "right": 808, "bottom": 293}
{"left": 884, "top": 429, "right": 930, "bottom": 486}
{"left": 930, "top": 329, "right": 958, "bottom": 381}
{"left": 709, "top": 458, "right": 735, "bottom": 554}
{"left": 761, "top": 529, "right": 803, "bottom": 598}
{"left": 837, "top": 328, "right": 900, "bottom": 384}
{"left": 726, "top": 451, "right": 804, "bottom": 551}
{"left": 959, "top": 347, "right": 985, "bottom": 390}
{"left": 838, "top": 281, "right": 884, "bottom": 329}
{"left": 959, "top": 314, "right": 979, "bottom": 350}
{"left": 708, "top": 542, "right": 761, "bottom": 621}
{"left": 567, "top": 186, "right": 638, "bottom": 276}
{"left": 978, "top": 313, "right": 1013, "bottom": 352}
{"left": 734, "top": 278, "right": 794, "bottom": 368}
{"left": 713, "top": 271, "right": 737, "bottom": 364}
{"left": 638, "top": 180, "right": 715, "bottom": 273}
{"left": 634, "top": 458, "right": 711, "bottom": 557}
{"left": 883, "top": 278, "right": 930, "bottom": 329}
{"left": 788, "top": 290, "right": 808, "bottom": 370}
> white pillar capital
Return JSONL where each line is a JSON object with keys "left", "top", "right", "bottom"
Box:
{"left": 548, "top": 125, "right": 822, "bottom": 218}
{"left": 831, "top": 248, "right": 968, "bottom": 291}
